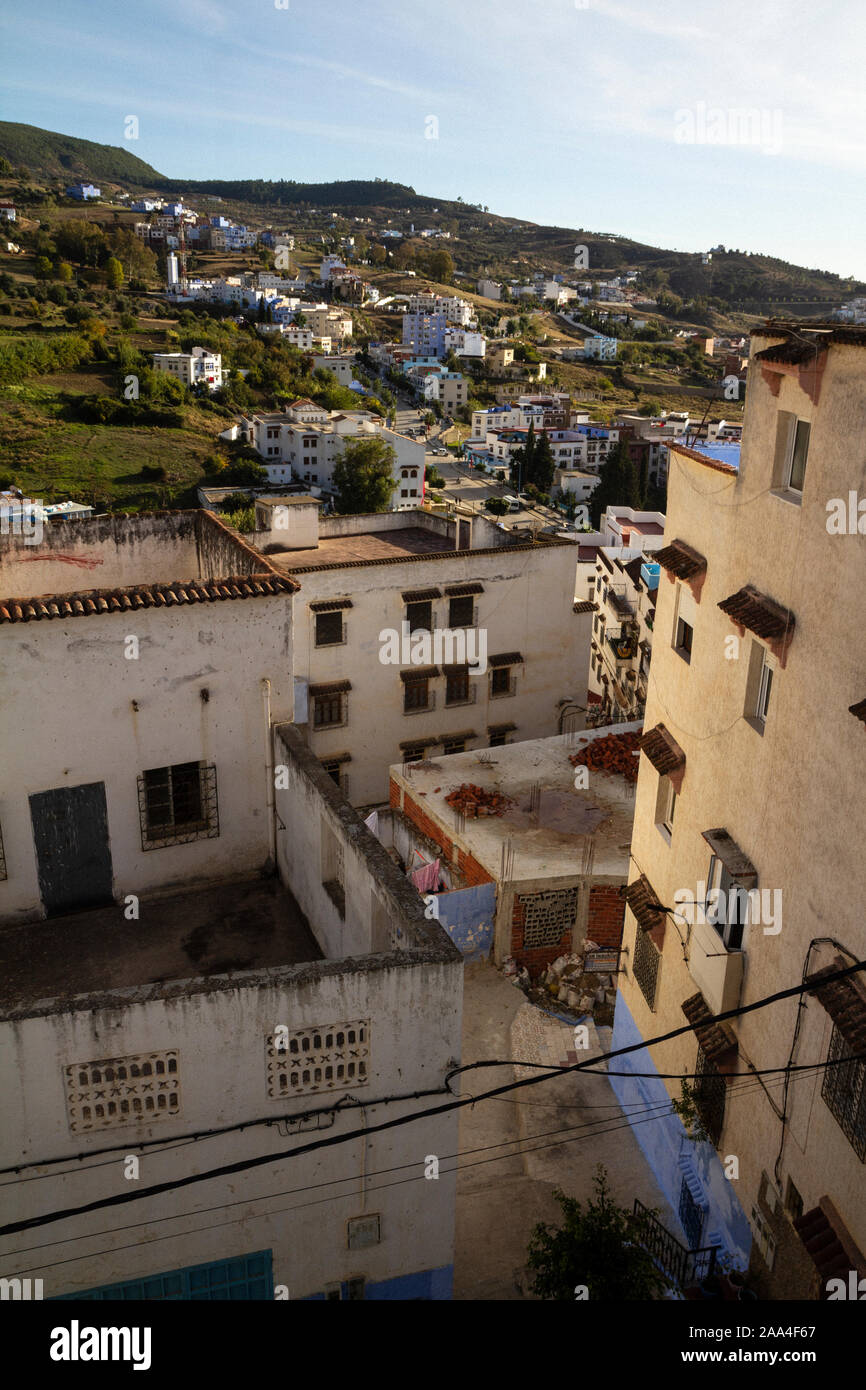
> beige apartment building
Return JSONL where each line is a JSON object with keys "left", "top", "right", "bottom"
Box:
{"left": 248, "top": 500, "right": 591, "bottom": 806}
{"left": 610, "top": 324, "right": 866, "bottom": 1296}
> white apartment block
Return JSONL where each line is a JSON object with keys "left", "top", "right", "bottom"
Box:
{"left": 582, "top": 335, "right": 619, "bottom": 361}
{"left": 0, "top": 510, "right": 461, "bottom": 1302}
{"left": 476, "top": 278, "right": 501, "bottom": 301}
{"left": 611, "top": 324, "right": 866, "bottom": 1297}
{"left": 247, "top": 502, "right": 592, "bottom": 805}
{"left": 406, "top": 294, "right": 474, "bottom": 326}
{"left": 152, "top": 346, "right": 222, "bottom": 390}
{"left": 242, "top": 402, "right": 423, "bottom": 501}
{"left": 444, "top": 329, "right": 486, "bottom": 359}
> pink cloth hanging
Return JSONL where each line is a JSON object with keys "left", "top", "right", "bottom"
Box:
{"left": 411, "top": 858, "right": 440, "bottom": 894}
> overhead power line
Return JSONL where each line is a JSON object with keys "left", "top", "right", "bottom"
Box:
{"left": 1, "top": 957, "right": 862, "bottom": 1240}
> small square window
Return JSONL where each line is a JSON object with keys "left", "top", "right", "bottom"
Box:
{"left": 442, "top": 738, "right": 466, "bottom": 755}
{"left": 445, "top": 668, "right": 470, "bottom": 705}
{"left": 786, "top": 420, "right": 810, "bottom": 492}
{"left": 406, "top": 600, "right": 432, "bottom": 633}
{"left": 655, "top": 777, "right": 676, "bottom": 840}
{"left": 491, "top": 666, "right": 513, "bottom": 697}
{"left": 449, "top": 595, "right": 474, "bottom": 628}
{"left": 315, "top": 610, "right": 344, "bottom": 646}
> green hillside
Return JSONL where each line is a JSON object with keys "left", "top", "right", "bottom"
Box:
{"left": 0, "top": 121, "right": 164, "bottom": 187}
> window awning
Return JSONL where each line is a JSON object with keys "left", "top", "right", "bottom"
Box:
{"left": 700, "top": 828, "right": 757, "bottom": 887}
{"left": 320, "top": 751, "right": 352, "bottom": 766}
{"left": 681, "top": 992, "right": 738, "bottom": 1065}
{"left": 488, "top": 722, "right": 517, "bottom": 735}
{"left": 849, "top": 697, "right": 866, "bottom": 727}
{"left": 439, "top": 729, "right": 476, "bottom": 743}
{"left": 654, "top": 538, "right": 707, "bottom": 582}
{"left": 573, "top": 600, "right": 596, "bottom": 614}
{"left": 309, "top": 680, "right": 351, "bottom": 697}
{"left": 442, "top": 663, "right": 470, "bottom": 676}
{"left": 402, "top": 588, "right": 441, "bottom": 603}
{"left": 399, "top": 667, "right": 439, "bottom": 682}
{"left": 717, "top": 584, "right": 795, "bottom": 666}
{"left": 640, "top": 724, "right": 686, "bottom": 786}
{"left": 399, "top": 736, "right": 439, "bottom": 751}
{"left": 805, "top": 958, "right": 866, "bottom": 1051}
{"left": 488, "top": 651, "right": 524, "bottom": 667}
{"left": 445, "top": 582, "right": 484, "bottom": 597}
{"left": 309, "top": 598, "right": 353, "bottom": 612}
{"left": 794, "top": 1197, "right": 866, "bottom": 1287}
{"left": 623, "top": 875, "right": 667, "bottom": 934}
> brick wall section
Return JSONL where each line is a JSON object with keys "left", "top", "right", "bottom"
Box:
{"left": 587, "top": 885, "right": 626, "bottom": 948}
{"left": 512, "top": 883, "right": 626, "bottom": 975}
{"left": 398, "top": 788, "right": 493, "bottom": 890}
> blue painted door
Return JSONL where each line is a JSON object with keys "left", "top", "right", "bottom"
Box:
{"left": 52, "top": 1251, "right": 274, "bottom": 1301}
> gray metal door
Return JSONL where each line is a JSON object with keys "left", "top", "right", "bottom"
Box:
{"left": 29, "top": 782, "right": 114, "bottom": 916}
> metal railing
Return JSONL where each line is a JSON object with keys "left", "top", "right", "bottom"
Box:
{"left": 632, "top": 1200, "right": 718, "bottom": 1289}
{"left": 633, "top": 926, "right": 661, "bottom": 1009}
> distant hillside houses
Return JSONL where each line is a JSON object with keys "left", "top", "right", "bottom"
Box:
{"left": 66, "top": 182, "right": 100, "bottom": 200}
{"left": 152, "top": 346, "right": 222, "bottom": 391}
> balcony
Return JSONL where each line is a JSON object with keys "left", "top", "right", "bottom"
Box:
{"left": 606, "top": 631, "right": 638, "bottom": 665}
{"left": 687, "top": 913, "right": 744, "bottom": 1014}
{"left": 606, "top": 585, "right": 636, "bottom": 618}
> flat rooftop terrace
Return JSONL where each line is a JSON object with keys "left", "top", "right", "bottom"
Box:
{"left": 0, "top": 877, "right": 323, "bottom": 1019}
{"left": 391, "top": 725, "right": 642, "bottom": 882}
{"left": 270, "top": 525, "right": 455, "bottom": 567}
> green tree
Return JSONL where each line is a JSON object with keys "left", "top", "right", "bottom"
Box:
{"left": 526, "top": 1168, "right": 672, "bottom": 1301}
{"left": 370, "top": 244, "right": 386, "bottom": 266}
{"left": 427, "top": 248, "right": 454, "bottom": 284}
{"left": 331, "top": 435, "right": 397, "bottom": 514}
{"left": 509, "top": 420, "right": 535, "bottom": 490}
{"left": 105, "top": 257, "right": 124, "bottom": 289}
{"left": 56, "top": 260, "right": 74, "bottom": 282}
{"left": 530, "top": 430, "right": 555, "bottom": 493}
{"left": 589, "top": 437, "right": 643, "bottom": 527}
{"left": 34, "top": 256, "right": 53, "bottom": 280}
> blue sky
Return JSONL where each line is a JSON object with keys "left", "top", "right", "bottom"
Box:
{"left": 2, "top": 0, "right": 864, "bottom": 279}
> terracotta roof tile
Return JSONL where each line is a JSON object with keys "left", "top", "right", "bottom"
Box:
{"left": 681, "top": 992, "right": 738, "bottom": 1063}
{"left": 805, "top": 958, "right": 866, "bottom": 1051}
{"left": 399, "top": 667, "right": 439, "bottom": 681}
{"left": 624, "top": 874, "right": 667, "bottom": 933}
{"left": 849, "top": 698, "right": 866, "bottom": 725}
{"left": 573, "top": 599, "right": 596, "bottom": 613}
{"left": 445, "top": 582, "right": 484, "bottom": 597}
{"left": 309, "top": 597, "right": 353, "bottom": 611}
{"left": 717, "top": 584, "right": 795, "bottom": 647}
{"left": 639, "top": 723, "right": 686, "bottom": 776}
{"left": 670, "top": 442, "right": 739, "bottom": 475}
{"left": 0, "top": 574, "right": 294, "bottom": 624}
{"left": 654, "top": 538, "right": 707, "bottom": 581}
{"left": 308, "top": 679, "right": 351, "bottom": 696}
{"left": 402, "top": 587, "right": 441, "bottom": 602}
{"left": 794, "top": 1198, "right": 866, "bottom": 1289}
{"left": 488, "top": 651, "right": 524, "bottom": 667}
{"left": 487, "top": 722, "right": 517, "bottom": 734}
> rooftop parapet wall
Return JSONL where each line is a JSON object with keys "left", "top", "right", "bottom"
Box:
{"left": 273, "top": 723, "right": 461, "bottom": 965}
{"left": 0, "top": 510, "right": 201, "bottom": 599}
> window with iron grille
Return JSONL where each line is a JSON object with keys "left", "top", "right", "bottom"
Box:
{"left": 406, "top": 600, "right": 432, "bottom": 633}
{"left": 0, "top": 819, "right": 6, "bottom": 880}
{"left": 822, "top": 1023, "right": 866, "bottom": 1161}
{"left": 445, "top": 667, "right": 471, "bottom": 705}
{"left": 694, "top": 1045, "right": 726, "bottom": 1147}
{"left": 448, "top": 595, "right": 474, "bottom": 628}
{"left": 138, "top": 763, "right": 218, "bottom": 850}
{"left": 633, "top": 925, "right": 661, "bottom": 1010}
{"left": 266, "top": 1021, "right": 369, "bottom": 1098}
{"left": 679, "top": 1178, "right": 705, "bottom": 1249}
{"left": 490, "top": 665, "right": 514, "bottom": 697}
{"left": 313, "top": 693, "right": 346, "bottom": 728}
{"left": 64, "top": 1051, "right": 180, "bottom": 1132}
{"left": 315, "top": 610, "right": 345, "bottom": 646}
{"left": 403, "top": 677, "right": 431, "bottom": 712}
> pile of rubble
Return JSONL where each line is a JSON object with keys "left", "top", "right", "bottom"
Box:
{"left": 503, "top": 945, "right": 617, "bottom": 1020}
{"left": 568, "top": 730, "right": 642, "bottom": 782}
{"left": 445, "top": 783, "right": 512, "bottom": 817}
